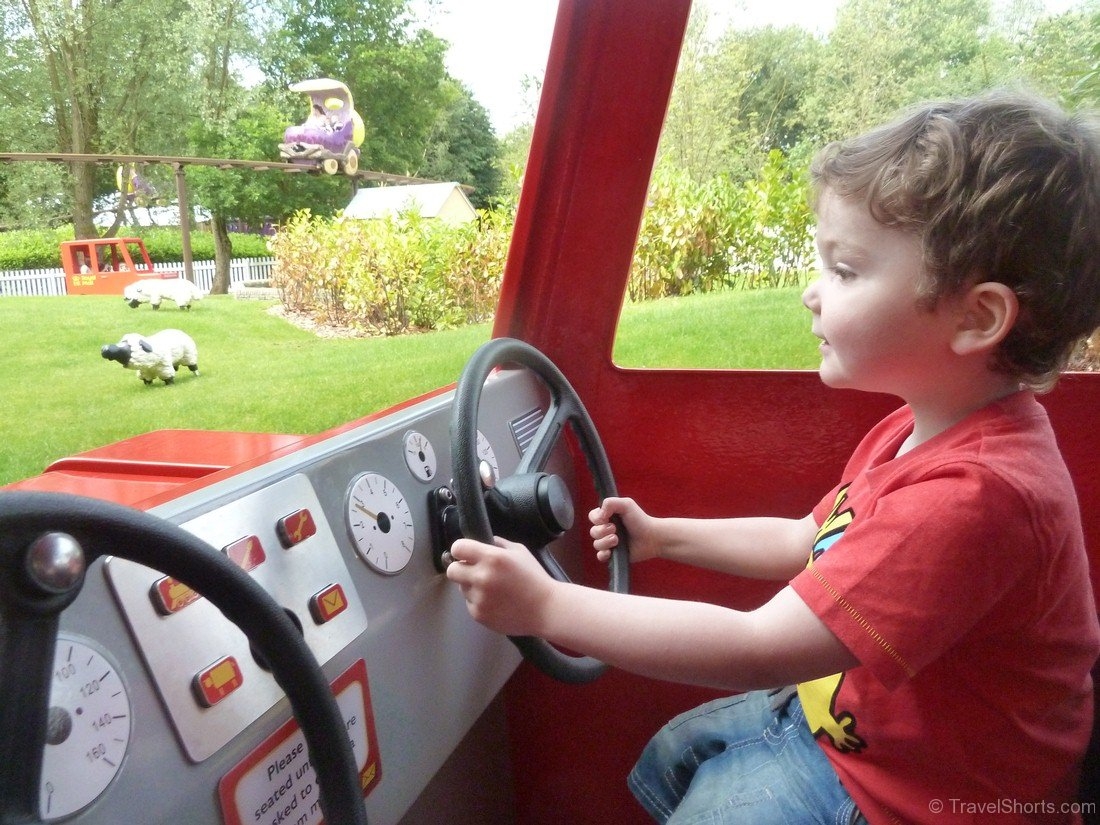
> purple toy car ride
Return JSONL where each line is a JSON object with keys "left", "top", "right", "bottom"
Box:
{"left": 278, "top": 78, "right": 365, "bottom": 175}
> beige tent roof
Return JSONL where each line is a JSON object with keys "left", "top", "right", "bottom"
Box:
{"left": 343, "top": 182, "right": 475, "bottom": 223}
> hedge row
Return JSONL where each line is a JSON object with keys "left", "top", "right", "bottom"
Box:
{"left": 631, "top": 151, "right": 815, "bottom": 299}
{"left": 0, "top": 226, "right": 271, "bottom": 270}
{"left": 267, "top": 152, "right": 816, "bottom": 335}
{"left": 269, "top": 210, "right": 509, "bottom": 335}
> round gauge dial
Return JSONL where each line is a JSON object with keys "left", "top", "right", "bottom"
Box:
{"left": 402, "top": 430, "right": 437, "bottom": 482}
{"left": 476, "top": 430, "right": 499, "bottom": 485}
{"left": 346, "top": 472, "right": 415, "bottom": 574}
{"left": 39, "top": 636, "right": 132, "bottom": 821}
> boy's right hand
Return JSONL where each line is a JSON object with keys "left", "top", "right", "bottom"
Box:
{"left": 588, "top": 496, "right": 659, "bottom": 564}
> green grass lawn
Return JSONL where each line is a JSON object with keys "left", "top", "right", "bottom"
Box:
{"left": 614, "top": 286, "right": 817, "bottom": 369}
{"left": 0, "top": 288, "right": 816, "bottom": 486}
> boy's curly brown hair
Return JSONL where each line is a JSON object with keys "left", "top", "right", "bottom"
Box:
{"left": 811, "top": 90, "right": 1100, "bottom": 391}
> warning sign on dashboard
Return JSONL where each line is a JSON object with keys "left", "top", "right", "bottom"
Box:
{"left": 218, "top": 660, "right": 381, "bottom": 825}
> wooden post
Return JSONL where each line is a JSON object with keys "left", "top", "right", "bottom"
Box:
{"left": 173, "top": 162, "right": 194, "bottom": 283}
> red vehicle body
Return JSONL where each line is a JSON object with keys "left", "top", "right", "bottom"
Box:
{"left": 60, "top": 237, "right": 179, "bottom": 296}
{"left": 3, "top": 2, "right": 1098, "bottom": 824}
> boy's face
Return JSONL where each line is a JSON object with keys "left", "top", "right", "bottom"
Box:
{"left": 802, "top": 190, "right": 962, "bottom": 400}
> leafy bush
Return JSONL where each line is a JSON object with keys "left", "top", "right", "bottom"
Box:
{"left": 438, "top": 209, "right": 511, "bottom": 325}
{"left": 630, "top": 150, "right": 815, "bottom": 300}
{"left": 631, "top": 165, "right": 740, "bottom": 300}
{"left": 267, "top": 210, "right": 354, "bottom": 324}
{"left": 267, "top": 210, "right": 508, "bottom": 335}
{"left": 728, "top": 150, "right": 817, "bottom": 289}
{"left": 0, "top": 227, "right": 74, "bottom": 270}
{"left": 138, "top": 227, "right": 271, "bottom": 261}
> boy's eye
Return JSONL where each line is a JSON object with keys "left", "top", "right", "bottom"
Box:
{"left": 827, "top": 264, "right": 857, "bottom": 281}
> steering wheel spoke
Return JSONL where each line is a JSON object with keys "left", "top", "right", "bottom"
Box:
{"left": 514, "top": 396, "right": 576, "bottom": 476}
{"left": 532, "top": 545, "right": 571, "bottom": 582}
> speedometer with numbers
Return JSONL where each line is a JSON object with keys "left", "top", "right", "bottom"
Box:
{"left": 39, "top": 635, "right": 132, "bottom": 821}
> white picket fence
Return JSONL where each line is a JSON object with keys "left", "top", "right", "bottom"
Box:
{"left": 0, "top": 257, "right": 277, "bottom": 297}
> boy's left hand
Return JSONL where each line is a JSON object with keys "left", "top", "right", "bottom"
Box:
{"left": 446, "top": 537, "right": 555, "bottom": 637}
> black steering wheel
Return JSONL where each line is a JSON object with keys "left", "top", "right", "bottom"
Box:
{"left": 0, "top": 491, "right": 366, "bottom": 825}
{"left": 450, "top": 338, "right": 629, "bottom": 684}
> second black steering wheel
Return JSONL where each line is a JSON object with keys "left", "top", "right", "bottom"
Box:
{"left": 0, "top": 491, "right": 366, "bottom": 825}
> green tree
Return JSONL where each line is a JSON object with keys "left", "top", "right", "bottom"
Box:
{"left": 731, "top": 26, "right": 822, "bottom": 155}
{"left": 152, "top": 0, "right": 356, "bottom": 291}
{"left": 0, "top": 25, "right": 70, "bottom": 230}
{"left": 659, "top": 6, "right": 745, "bottom": 182}
{"left": 487, "top": 73, "right": 541, "bottom": 212}
{"left": 1069, "top": 10, "right": 1100, "bottom": 106}
{"left": 1015, "top": 8, "right": 1100, "bottom": 104}
{"left": 260, "top": 0, "right": 451, "bottom": 175}
{"left": 179, "top": 0, "right": 346, "bottom": 293}
{"left": 420, "top": 81, "right": 502, "bottom": 209}
{"left": 188, "top": 98, "right": 355, "bottom": 292}
{"left": 659, "top": 7, "right": 822, "bottom": 183}
{"left": 0, "top": 0, "right": 197, "bottom": 237}
{"left": 801, "top": 0, "right": 993, "bottom": 141}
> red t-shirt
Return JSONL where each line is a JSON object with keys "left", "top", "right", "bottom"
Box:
{"left": 790, "top": 392, "right": 1099, "bottom": 824}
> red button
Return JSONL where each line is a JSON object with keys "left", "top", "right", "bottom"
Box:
{"left": 223, "top": 535, "right": 266, "bottom": 572}
{"left": 309, "top": 583, "right": 348, "bottom": 624}
{"left": 277, "top": 509, "right": 317, "bottom": 548}
{"left": 150, "top": 576, "right": 202, "bottom": 615}
{"left": 194, "top": 656, "right": 243, "bottom": 707}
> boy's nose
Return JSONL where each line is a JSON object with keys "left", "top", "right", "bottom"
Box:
{"left": 802, "top": 280, "right": 820, "bottom": 313}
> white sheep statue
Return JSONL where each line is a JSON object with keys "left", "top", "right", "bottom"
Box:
{"left": 101, "top": 330, "right": 200, "bottom": 385}
{"left": 123, "top": 278, "right": 204, "bottom": 310}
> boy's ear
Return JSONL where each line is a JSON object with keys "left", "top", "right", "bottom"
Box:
{"left": 951, "top": 281, "right": 1019, "bottom": 356}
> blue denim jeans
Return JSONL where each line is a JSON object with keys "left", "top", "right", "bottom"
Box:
{"left": 628, "top": 690, "right": 866, "bottom": 824}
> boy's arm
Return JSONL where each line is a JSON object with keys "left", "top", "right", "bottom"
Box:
{"left": 447, "top": 537, "right": 856, "bottom": 691}
{"left": 647, "top": 514, "right": 818, "bottom": 580}
{"left": 592, "top": 497, "right": 817, "bottom": 581}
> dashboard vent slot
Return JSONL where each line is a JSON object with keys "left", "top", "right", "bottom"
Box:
{"left": 510, "top": 407, "right": 544, "bottom": 454}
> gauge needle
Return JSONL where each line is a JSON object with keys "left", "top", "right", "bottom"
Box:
{"left": 354, "top": 502, "right": 379, "bottom": 522}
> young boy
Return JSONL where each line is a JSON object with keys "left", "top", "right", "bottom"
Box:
{"left": 445, "top": 90, "right": 1100, "bottom": 823}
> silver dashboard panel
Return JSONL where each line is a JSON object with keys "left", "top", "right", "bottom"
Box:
{"left": 51, "top": 368, "right": 546, "bottom": 824}
{"left": 105, "top": 473, "right": 369, "bottom": 762}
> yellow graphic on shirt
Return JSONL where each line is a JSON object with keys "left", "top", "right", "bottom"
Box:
{"left": 797, "top": 485, "right": 866, "bottom": 753}
{"left": 800, "top": 673, "right": 864, "bottom": 752}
